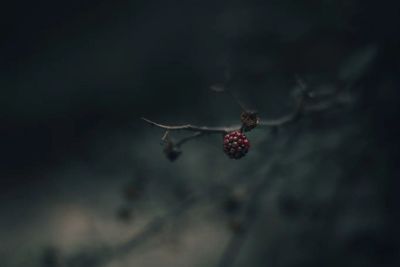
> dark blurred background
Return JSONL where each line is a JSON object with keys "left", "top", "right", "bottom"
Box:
{"left": 1, "top": 1, "right": 400, "bottom": 267}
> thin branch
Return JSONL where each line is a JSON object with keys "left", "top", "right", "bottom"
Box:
{"left": 142, "top": 78, "right": 349, "bottom": 155}
{"left": 228, "top": 90, "right": 248, "bottom": 112}
{"left": 259, "top": 90, "right": 306, "bottom": 127}
{"left": 141, "top": 98, "right": 304, "bottom": 136}
{"left": 161, "top": 130, "right": 170, "bottom": 142}
{"left": 141, "top": 117, "right": 233, "bottom": 134}
{"left": 210, "top": 85, "right": 248, "bottom": 112}
{"left": 210, "top": 68, "right": 248, "bottom": 112}
{"left": 141, "top": 99, "right": 303, "bottom": 135}
{"left": 142, "top": 84, "right": 309, "bottom": 134}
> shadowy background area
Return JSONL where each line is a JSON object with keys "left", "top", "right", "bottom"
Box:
{"left": 1, "top": 1, "right": 400, "bottom": 267}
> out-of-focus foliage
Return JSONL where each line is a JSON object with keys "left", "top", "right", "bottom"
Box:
{"left": 1, "top": 1, "right": 399, "bottom": 267}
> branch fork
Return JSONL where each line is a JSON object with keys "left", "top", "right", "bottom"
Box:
{"left": 142, "top": 78, "right": 346, "bottom": 161}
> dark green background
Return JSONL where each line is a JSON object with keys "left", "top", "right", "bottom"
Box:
{"left": 1, "top": 1, "right": 399, "bottom": 266}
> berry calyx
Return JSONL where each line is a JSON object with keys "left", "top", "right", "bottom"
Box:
{"left": 223, "top": 131, "right": 250, "bottom": 159}
{"left": 240, "top": 111, "right": 259, "bottom": 132}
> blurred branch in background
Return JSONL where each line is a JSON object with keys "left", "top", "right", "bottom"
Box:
{"left": 64, "top": 196, "right": 197, "bottom": 267}
{"left": 62, "top": 185, "right": 227, "bottom": 267}
{"left": 217, "top": 164, "right": 281, "bottom": 267}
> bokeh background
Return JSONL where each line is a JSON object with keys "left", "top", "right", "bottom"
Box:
{"left": 1, "top": 1, "right": 400, "bottom": 267}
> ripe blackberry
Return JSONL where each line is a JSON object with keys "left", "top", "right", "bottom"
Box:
{"left": 223, "top": 131, "right": 250, "bottom": 159}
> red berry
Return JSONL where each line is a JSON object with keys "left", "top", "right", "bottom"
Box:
{"left": 223, "top": 131, "right": 250, "bottom": 159}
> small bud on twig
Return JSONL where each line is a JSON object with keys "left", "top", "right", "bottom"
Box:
{"left": 240, "top": 111, "right": 260, "bottom": 132}
{"left": 163, "top": 140, "right": 182, "bottom": 161}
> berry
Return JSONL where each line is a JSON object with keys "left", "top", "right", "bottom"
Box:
{"left": 223, "top": 131, "right": 250, "bottom": 159}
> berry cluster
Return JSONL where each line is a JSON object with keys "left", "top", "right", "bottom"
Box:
{"left": 223, "top": 131, "right": 250, "bottom": 159}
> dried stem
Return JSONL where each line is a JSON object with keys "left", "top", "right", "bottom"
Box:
{"left": 141, "top": 117, "right": 233, "bottom": 134}
{"left": 142, "top": 89, "right": 306, "bottom": 135}
{"left": 227, "top": 90, "right": 248, "bottom": 112}
{"left": 259, "top": 94, "right": 305, "bottom": 127}
{"left": 142, "top": 78, "right": 348, "bottom": 159}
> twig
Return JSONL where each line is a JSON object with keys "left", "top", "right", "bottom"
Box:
{"left": 141, "top": 117, "right": 233, "bottom": 134}
{"left": 161, "top": 130, "right": 170, "bottom": 142}
{"left": 227, "top": 90, "right": 248, "bottom": 112}
{"left": 259, "top": 93, "right": 306, "bottom": 127}
{"left": 141, "top": 94, "right": 305, "bottom": 134}
{"left": 142, "top": 89, "right": 306, "bottom": 134}
{"left": 143, "top": 77, "right": 349, "bottom": 159}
